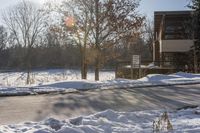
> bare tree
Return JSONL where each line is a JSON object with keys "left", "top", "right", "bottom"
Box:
{"left": 59, "top": 0, "right": 93, "bottom": 79}
{"left": 0, "top": 26, "right": 8, "bottom": 68}
{"left": 89, "top": 0, "right": 145, "bottom": 80}
{"left": 2, "top": 1, "right": 48, "bottom": 84}
{"left": 54, "top": 0, "right": 144, "bottom": 81}
{"left": 0, "top": 26, "right": 7, "bottom": 51}
{"left": 144, "top": 19, "right": 154, "bottom": 59}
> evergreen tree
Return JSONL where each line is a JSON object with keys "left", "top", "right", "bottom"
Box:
{"left": 188, "top": 0, "right": 200, "bottom": 72}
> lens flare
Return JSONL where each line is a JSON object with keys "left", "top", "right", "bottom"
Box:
{"left": 65, "top": 16, "right": 75, "bottom": 27}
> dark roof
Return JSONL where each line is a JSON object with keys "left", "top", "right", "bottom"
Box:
{"left": 154, "top": 10, "right": 193, "bottom": 15}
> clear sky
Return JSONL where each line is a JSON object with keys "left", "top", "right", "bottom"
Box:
{"left": 0, "top": 0, "right": 190, "bottom": 23}
{"left": 139, "top": 0, "right": 190, "bottom": 18}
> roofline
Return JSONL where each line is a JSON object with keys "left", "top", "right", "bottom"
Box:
{"left": 154, "top": 10, "right": 194, "bottom": 15}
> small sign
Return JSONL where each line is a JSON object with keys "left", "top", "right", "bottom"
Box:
{"left": 132, "top": 55, "right": 141, "bottom": 68}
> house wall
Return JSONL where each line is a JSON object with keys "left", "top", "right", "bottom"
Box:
{"left": 161, "top": 40, "right": 194, "bottom": 52}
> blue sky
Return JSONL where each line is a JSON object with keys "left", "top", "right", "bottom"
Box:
{"left": 0, "top": 0, "right": 190, "bottom": 23}
{"left": 139, "top": 0, "right": 190, "bottom": 18}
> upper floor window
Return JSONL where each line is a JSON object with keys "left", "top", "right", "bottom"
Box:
{"left": 163, "top": 17, "right": 191, "bottom": 40}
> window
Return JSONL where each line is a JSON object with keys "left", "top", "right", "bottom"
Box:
{"left": 164, "top": 16, "right": 191, "bottom": 40}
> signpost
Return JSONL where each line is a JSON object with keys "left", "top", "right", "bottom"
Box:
{"left": 131, "top": 55, "right": 141, "bottom": 79}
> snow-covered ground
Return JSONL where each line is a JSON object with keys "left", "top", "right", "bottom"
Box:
{"left": 0, "top": 70, "right": 200, "bottom": 132}
{"left": 0, "top": 70, "right": 200, "bottom": 96}
{"left": 0, "top": 69, "right": 115, "bottom": 87}
{"left": 0, "top": 107, "right": 199, "bottom": 133}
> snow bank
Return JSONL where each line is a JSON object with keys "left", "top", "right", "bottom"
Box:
{"left": 0, "top": 71, "right": 200, "bottom": 96}
{"left": 93, "top": 72, "right": 200, "bottom": 90}
{"left": 1, "top": 107, "right": 200, "bottom": 133}
{"left": 139, "top": 72, "right": 200, "bottom": 82}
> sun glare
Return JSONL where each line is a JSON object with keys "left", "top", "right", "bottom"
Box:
{"left": 65, "top": 16, "right": 76, "bottom": 27}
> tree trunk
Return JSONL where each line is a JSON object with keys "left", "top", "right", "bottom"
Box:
{"left": 81, "top": 58, "right": 84, "bottom": 79}
{"left": 95, "top": 55, "right": 100, "bottom": 81}
{"left": 83, "top": 61, "right": 87, "bottom": 79}
{"left": 26, "top": 58, "right": 31, "bottom": 84}
{"left": 26, "top": 47, "right": 32, "bottom": 84}
{"left": 80, "top": 43, "right": 88, "bottom": 79}
{"left": 81, "top": 54, "right": 87, "bottom": 79}
{"left": 26, "top": 65, "right": 31, "bottom": 84}
{"left": 94, "top": 0, "right": 100, "bottom": 81}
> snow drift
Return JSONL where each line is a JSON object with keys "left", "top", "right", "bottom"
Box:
{"left": 0, "top": 71, "right": 200, "bottom": 96}
{"left": 0, "top": 107, "right": 200, "bottom": 133}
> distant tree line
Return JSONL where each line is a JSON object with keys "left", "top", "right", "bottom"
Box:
{"left": 0, "top": 24, "right": 151, "bottom": 69}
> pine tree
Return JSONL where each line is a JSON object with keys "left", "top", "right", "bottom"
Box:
{"left": 188, "top": 0, "right": 200, "bottom": 72}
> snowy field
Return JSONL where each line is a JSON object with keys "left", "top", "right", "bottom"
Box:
{"left": 0, "top": 107, "right": 199, "bottom": 133}
{"left": 0, "top": 69, "right": 115, "bottom": 87}
{"left": 0, "top": 70, "right": 200, "bottom": 96}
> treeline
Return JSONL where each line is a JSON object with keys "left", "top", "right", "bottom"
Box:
{"left": 0, "top": 25, "right": 151, "bottom": 70}
{"left": 0, "top": 44, "right": 81, "bottom": 69}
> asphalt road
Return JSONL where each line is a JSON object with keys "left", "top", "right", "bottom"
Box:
{"left": 0, "top": 84, "right": 200, "bottom": 125}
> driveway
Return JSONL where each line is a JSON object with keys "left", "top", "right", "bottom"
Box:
{"left": 0, "top": 84, "right": 199, "bottom": 125}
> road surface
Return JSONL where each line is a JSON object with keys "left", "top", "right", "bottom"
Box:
{"left": 0, "top": 84, "right": 200, "bottom": 124}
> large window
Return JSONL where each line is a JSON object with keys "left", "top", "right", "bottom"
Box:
{"left": 164, "top": 16, "right": 191, "bottom": 40}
